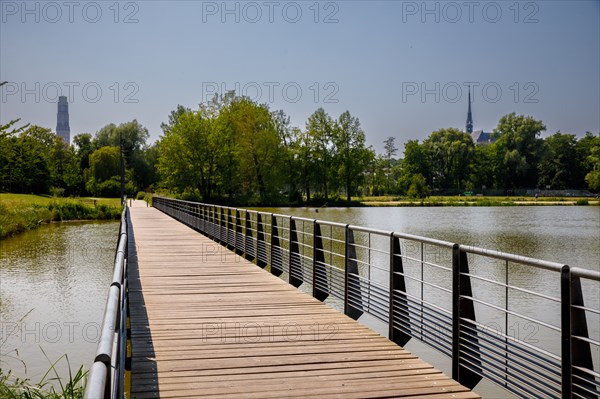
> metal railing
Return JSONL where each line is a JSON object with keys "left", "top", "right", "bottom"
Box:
{"left": 85, "top": 205, "right": 129, "bottom": 399}
{"left": 152, "top": 196, "right": 600, "bottom": 399}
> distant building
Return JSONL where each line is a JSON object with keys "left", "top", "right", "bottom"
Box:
{"left": 56, "top": 96, "right": 70, "bottom": 144}
{"left": 470, "top": 130, "right": 495, "bottom": 145}
{"left": 465, "top": 86, "right": 495, "bottom": 145}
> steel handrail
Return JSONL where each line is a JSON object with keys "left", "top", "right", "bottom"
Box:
{"left": 84, "top": 204, "right": 129, "bottom": 399}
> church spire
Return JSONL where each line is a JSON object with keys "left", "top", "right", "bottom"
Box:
{"left": 466, "top": 85, "right": 473, "bottom": 134}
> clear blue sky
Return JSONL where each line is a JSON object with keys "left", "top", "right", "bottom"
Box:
{"left": 1, "top": 0, "right": 599, "bottom": 152}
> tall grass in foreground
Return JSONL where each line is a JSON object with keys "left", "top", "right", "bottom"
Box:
{"left": 0, "top": 353, "right": 86, "bottom": 399}
{"left": 0, "top": 195, "right": 122, "bottom": 239}
{"left": 1, "top": 313, "right": 87, "bottom": 399}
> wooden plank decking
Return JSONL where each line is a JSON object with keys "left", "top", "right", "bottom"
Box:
{"left": 127, "top": 201, "right": 480, "bottom": 398}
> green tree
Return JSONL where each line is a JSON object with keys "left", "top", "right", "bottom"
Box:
{"left": 93, "top": 120, "right": 150, "bottom": 192}
{"left": 73, "top": 133, "right": 94, "bottom": 194}
{"left": 226, "top": 97, "right": 285, "bottom": 203}
{"left": 400, "top": 140, "right": 431, "bottom": 193}
{"left": 423, "top": 128, "right": 474, "bottom": 191}
{"left": 11, "top": 126, "right": 55, "bottom": 193}
{"left": 274, "top": 110, "right": 303, "bottom": 202}
{"left": 471, "top": 144, "right": 495, "bottom": 192}
{"left": 492, "top": 113, "right": 546, "bottom": 188}
{"left": 306, "top": 108, "right": 336, "bottom": 200}
{"left": 157, "top": 108, "right": 219, "bottom": 200}
{"left": 538, "top": 132, "right": 584, "bottom": 189}
{"left": 333, "top": 111, "right": 373, "bottom": 203}
{"left": 580, "top": 132, "right": 600, "bottom": 191}
{"left": 297, "top": 128, "right": 316, "bottom": 202}
{"left": 406, "top": 174, "right": 430, "bottom": 198}
{"left": 160, "top": 105, "right": 192, "bottom": 135}
{"left": 383, "top": 136, "right": 398, "bottom": 194}
{"left": 89, "top": 146, "right": 121, "bottom": 182}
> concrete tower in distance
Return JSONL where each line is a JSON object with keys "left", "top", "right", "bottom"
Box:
{"left": 56, "top": 96, "right": 70, "bottom": 144}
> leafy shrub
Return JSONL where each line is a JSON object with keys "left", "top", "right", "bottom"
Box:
{"left": 49, "top": 187, "right": 65, "bottom": 197}
{"left": 407, "top": 174, "right": 430, "bottom": 199}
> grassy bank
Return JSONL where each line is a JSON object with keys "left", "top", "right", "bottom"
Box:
{"left": 0, "top": 194, "right": 122, "bottom": 239}
{"left": 356, "top": 195, "right": 600, "bottom": 207}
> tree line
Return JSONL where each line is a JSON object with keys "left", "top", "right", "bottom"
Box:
{"left": 1, "top": 89, "right": 599, "bottom": 204}
{"left": 377, "top": 115, "right": 600, "bottom": 197}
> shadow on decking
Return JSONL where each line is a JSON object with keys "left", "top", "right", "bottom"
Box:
{"left": 127, "top": 213, "right": 158, "bottom": 398}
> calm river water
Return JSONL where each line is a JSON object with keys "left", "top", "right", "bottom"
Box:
{"left": 1, "top": 206, "right": 598, "bottom": 398}
{"left": 0, "top": 221, "right": 119, "bottom": 380}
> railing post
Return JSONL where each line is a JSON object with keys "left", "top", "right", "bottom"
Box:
{"left": 235, "top": 210, "right": 243, "bottom": 255}
{"left": 289, "top": 218, "right": 303, "bottom": 287}
{"left": 270, "top": 214, "right": 283, "bottom": 277}
{"left": 199, "top": 204, "right": 205, "bottom": 233}
{"left": 344, "top": 226, "right": 363, "bottom": 320}
{"left": 220, "top": 208, "right": 226, "bottom": 244}
{"left": 312, "top": 221, "right": 328, "bottom": 301}
{"left": 256, "top": 213, "right": 267, "bottom": 268}
{"left": 227, "top": 209, "right": 235, "bottom": 249}
{"left": 208, "top": 205, "right": 213, "bottom": 237}
{"left": 245, "top": 212, "right": 255, "bottom": 262}
{"left": 561, "top": 265, "right": 573, "bottom": 399}
{"left": 211, "top": 206, "right": 217, "bottom": 239}
{"left": 389, "top": 233, "right": 411, "bottom": 345}
{"left": 452, "top": 244, "right": 482, "bottom": 389}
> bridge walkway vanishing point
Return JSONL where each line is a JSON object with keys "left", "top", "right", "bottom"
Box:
{"left": 127, "top": 201, "right": 480, "bottom": 398}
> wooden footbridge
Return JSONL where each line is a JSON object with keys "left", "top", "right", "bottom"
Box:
{"left": 84, "top": 198, "right": 600, "bottom": 399}
{"left": 130, "top": 202, "right": 479, "bottom": 398}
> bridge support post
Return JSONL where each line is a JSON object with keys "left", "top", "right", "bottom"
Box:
{"left": 561, "top": 266, "right": 595, "bottom": 398}
{"left": 452, "top": 245, "right": 482, "bottom": 389}
{"left": 389, "top": 234, "right": 411, "bottom": 346}
{"left": 270, "top": 215, "right": 283, "bottom": 277}
{"left": 312, "top": 221, "right": 328, "bottom": 301}
{"left": 256, "top": 213, "right": 267, "bottom": 268}
{"left": 289, "top": 218, "right": 303, "bottom": 287}
{"left": 344, "top": 227, "right": 363, "bottom": 320}
{"left": 245, "top": 212, "right": 255, "bottom": 262}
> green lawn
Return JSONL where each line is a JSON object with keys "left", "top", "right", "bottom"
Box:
{"left": 0, "top": 193, "right": 123, "bottom": 239}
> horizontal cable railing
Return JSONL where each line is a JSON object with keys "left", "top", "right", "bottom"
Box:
{"left": 153, "top": 196, "right": 600, "bottom": 399}
{"left": 85, "top": 204, "right": 129, "bottom": 399}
